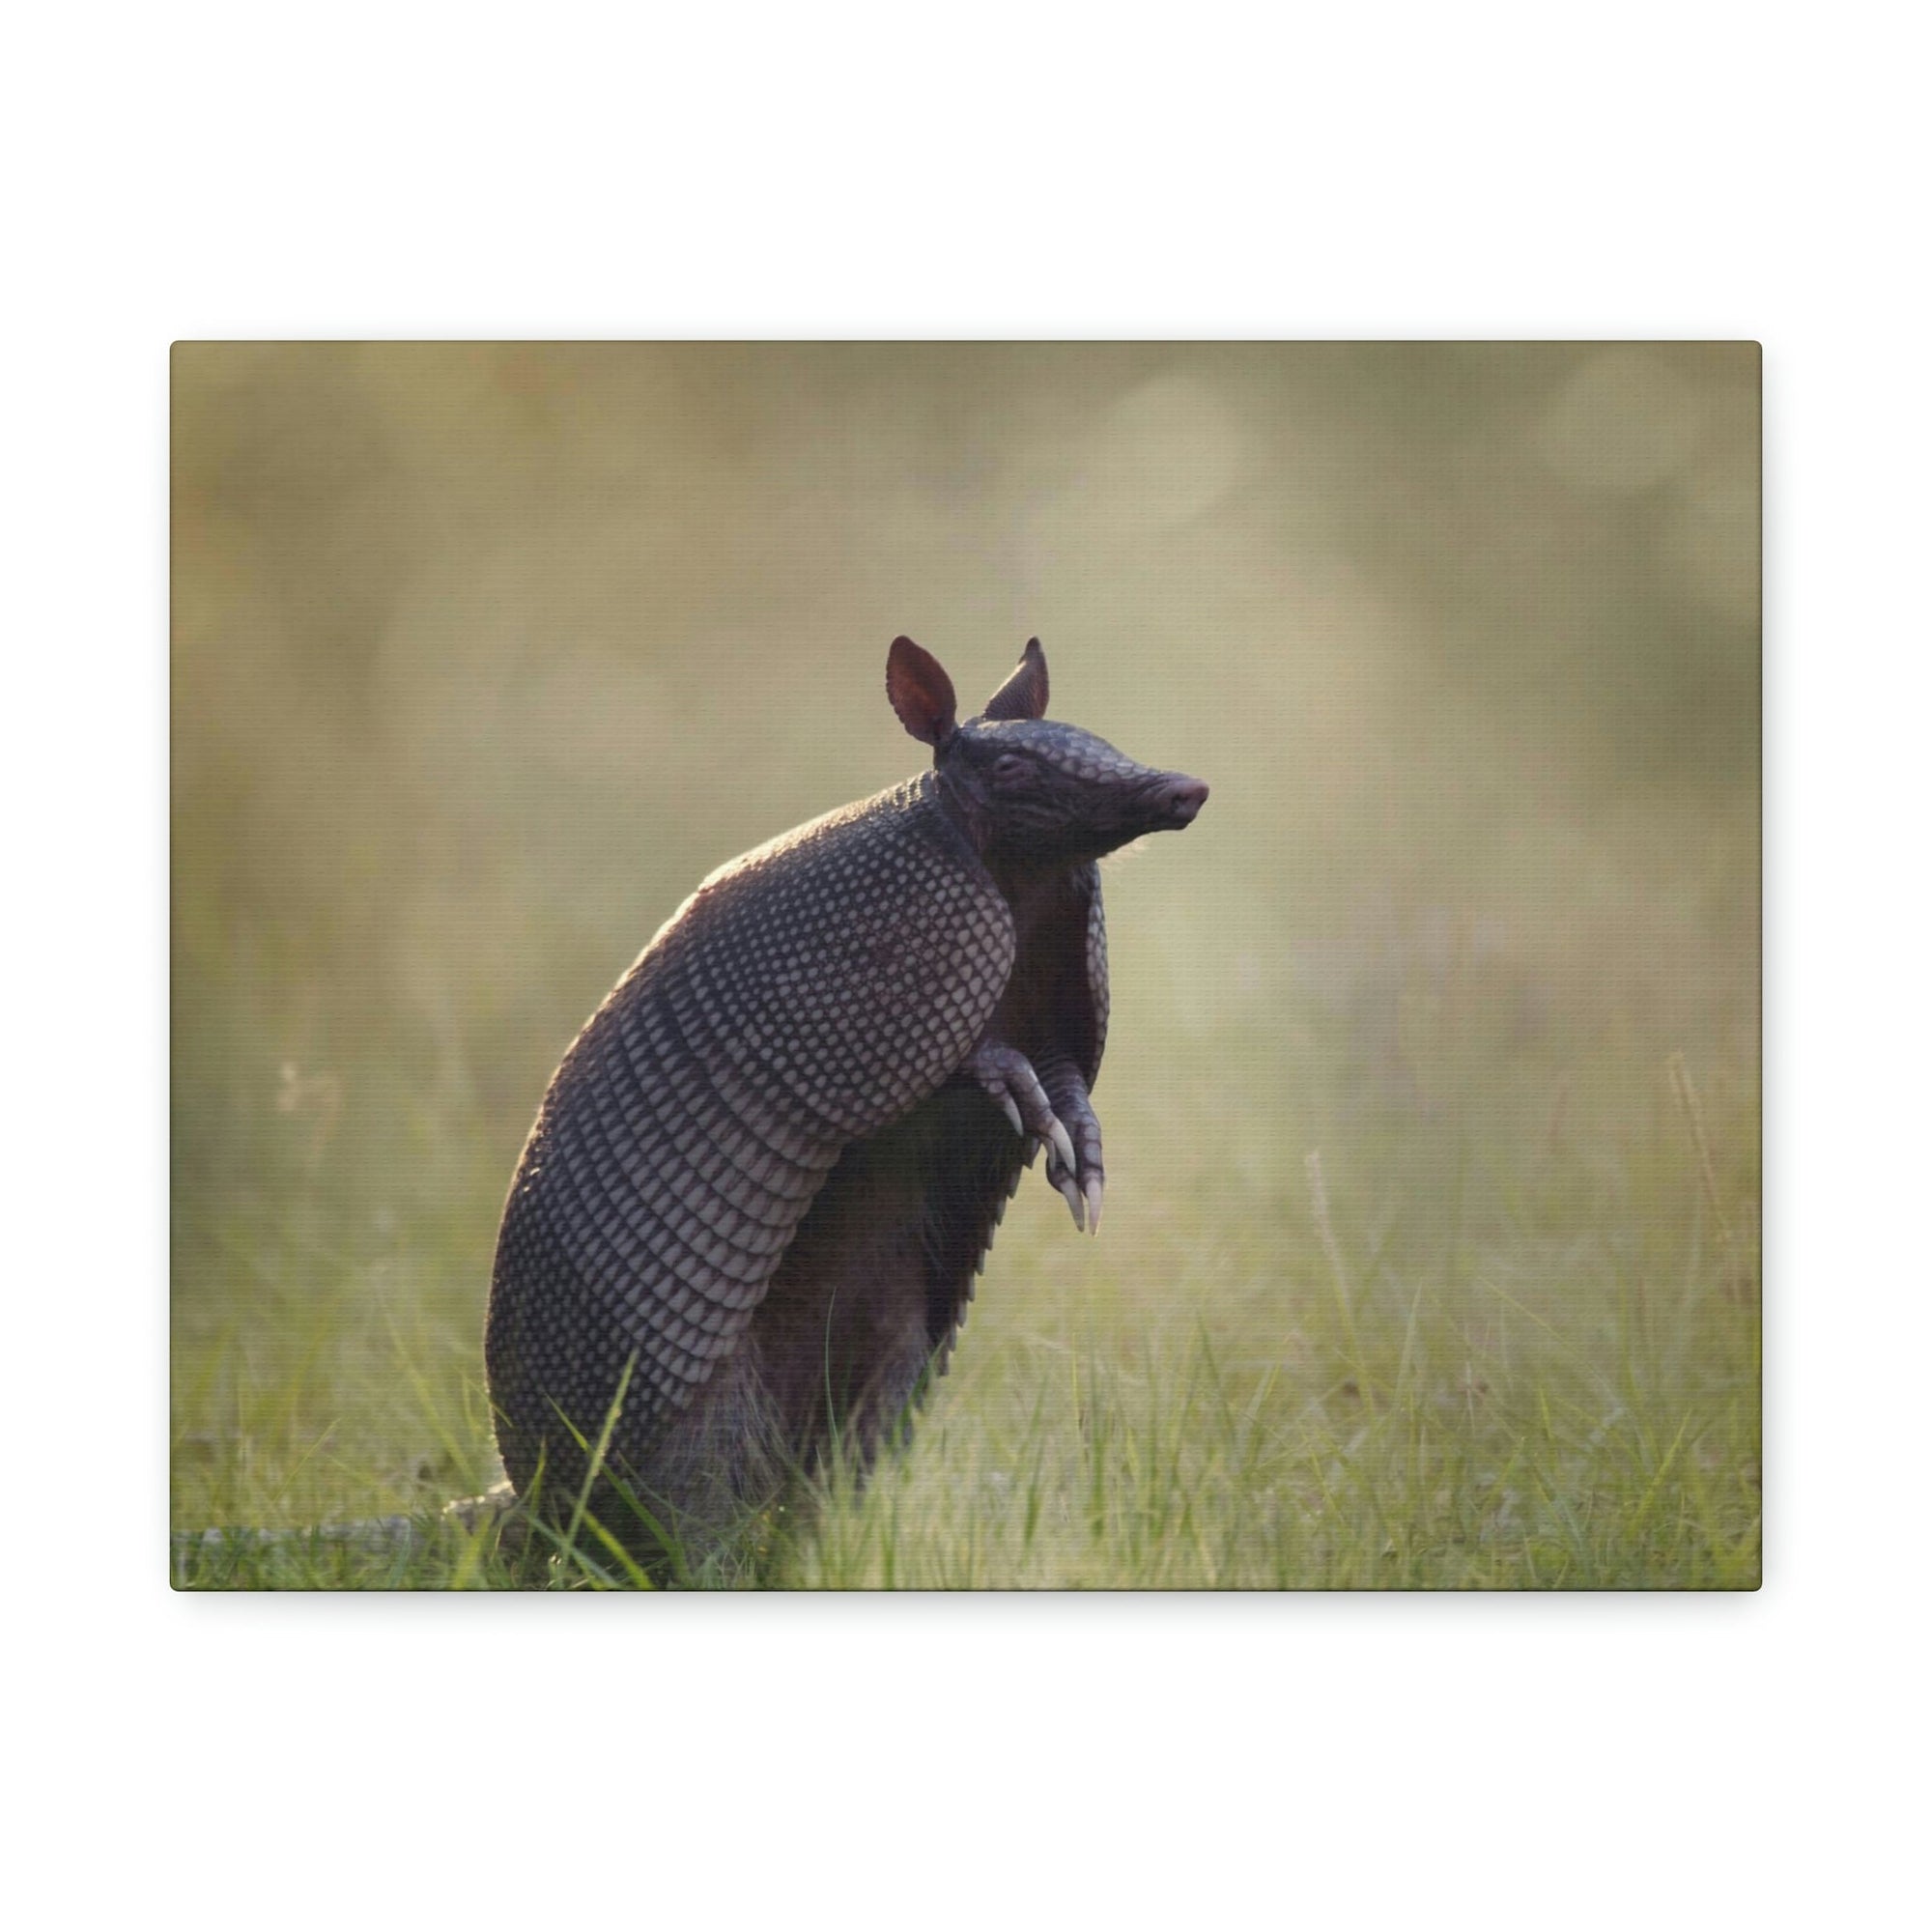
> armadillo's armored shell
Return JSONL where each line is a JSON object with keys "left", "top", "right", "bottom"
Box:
{"left": 1083, "top": 860, "right": 1110, "bottom": 1069}
{"left": 486, "top": 774, "right": 1015, "bottom": 1501}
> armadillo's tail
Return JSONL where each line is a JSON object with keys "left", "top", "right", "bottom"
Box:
{"left": 170, "top": 1481, "right": 531, "bottom": 1587}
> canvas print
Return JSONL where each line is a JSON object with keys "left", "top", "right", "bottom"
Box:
{"left": 171, "top": 342, "right": 1760, "bottom": 1589}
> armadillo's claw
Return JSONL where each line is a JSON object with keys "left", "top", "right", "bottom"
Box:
{"left": 1054, "top": 1171, "right": 1087, "bottom": 1233}
{"left": 1030, "top": 1054, "right": 1104, "bottom": 1241}
{"left": 970, "top": 1041, "right": 1071, "bottom": 1175}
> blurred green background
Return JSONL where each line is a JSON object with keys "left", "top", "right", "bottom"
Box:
{"left": 171, "top": 343, "right": 1759, "bottom": 1586}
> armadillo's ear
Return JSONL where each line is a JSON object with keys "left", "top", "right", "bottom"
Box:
{"left": 982, "top": 637, "right": 1049, "bottom": 721}
{"left": 887, "top": 636, "right": 958, "bottom": 749}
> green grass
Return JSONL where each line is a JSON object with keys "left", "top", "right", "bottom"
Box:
{"left": 172, "top": 1010, "right": 1759, "bottom": 1590}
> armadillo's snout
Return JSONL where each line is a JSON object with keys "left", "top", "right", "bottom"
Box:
{"left": 1154, "top": 775, "right": 1209, "bottom": 829}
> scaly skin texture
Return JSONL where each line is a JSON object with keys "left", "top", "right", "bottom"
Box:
{"left": 484, "top": 638, "right": 1205, "bottom": 1560}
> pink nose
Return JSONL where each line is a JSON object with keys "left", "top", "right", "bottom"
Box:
{"left": 1160, "top": 777, "right": 1209, "bottom": 826}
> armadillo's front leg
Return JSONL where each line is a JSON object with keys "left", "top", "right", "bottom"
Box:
{"left": 1036, "top": 1049, "right": 1104, "bottom": 1236}
{"left": 963, "top": 1039, "right": 1103, "bottom": 1236}
{"left": 965, "top": 1040, "right": 1078, "bottom": 1181}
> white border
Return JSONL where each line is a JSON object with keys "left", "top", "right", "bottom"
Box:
{"left": 8, "top": 5, "right": 1925, "bottom": 1922}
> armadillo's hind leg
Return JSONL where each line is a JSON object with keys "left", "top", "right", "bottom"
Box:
{"left": 964, "top": 1038, "right": 1078, "bottom": 1179}
{"left": 1036, "top": 1049, "right": 1104, "bottom": 1236}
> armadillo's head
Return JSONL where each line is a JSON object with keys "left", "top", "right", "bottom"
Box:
{"left": 887, "top": 636, "right": 1208, "bottom": 866}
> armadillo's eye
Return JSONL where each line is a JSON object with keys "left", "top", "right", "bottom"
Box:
{"left": 994, "top": 753, "right": 1029, "bottom": 784}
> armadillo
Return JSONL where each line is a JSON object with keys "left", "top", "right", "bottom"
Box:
{"left": 485, "top": 636, "right": 1208, "bottom": 1559}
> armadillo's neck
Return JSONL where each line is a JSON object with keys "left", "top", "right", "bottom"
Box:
{"left": 929, "top": 764, "right": 986, "bottom": 855}
{"left": 924, "top": 767, "right": 1081, "bottom": 912}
